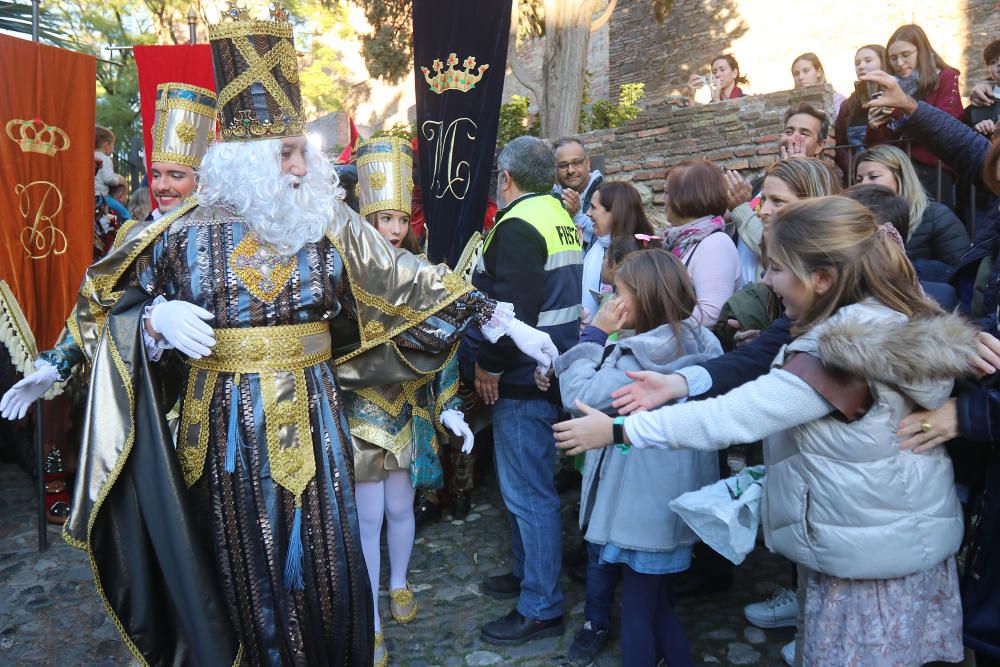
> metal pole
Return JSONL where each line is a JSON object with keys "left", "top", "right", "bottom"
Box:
{"left": 35, "top": 399, "right": 47, "bottom": 552}
{"left": 31, "top": 0, "right": 39, "bottom": 42}
{"left": 188, "top": 6, "right": 197, "bottom": 45}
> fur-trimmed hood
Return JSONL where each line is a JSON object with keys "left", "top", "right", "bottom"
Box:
{"left": 810, "top": 300, "right": 977, "bottom": 394}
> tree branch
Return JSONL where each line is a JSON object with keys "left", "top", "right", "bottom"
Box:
{"left": 507, "top": 0, "right": 543, "bottom": 103}
{"left": 590, "top": 0, "right": 615, "bottom": 32}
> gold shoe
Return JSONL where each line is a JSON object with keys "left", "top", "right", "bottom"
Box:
{"left": 389, "top": 586, "right": 418, "bottom": 624}
{"left": 374, "top": 631, "right": 388, "bottom": 667}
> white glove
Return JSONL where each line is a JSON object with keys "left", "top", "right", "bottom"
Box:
{"left": 0, "top": 361, "right": 60, "bottom": 420}
{"left": 441, "top": 408, "right": 474, "bottom": 453}
{"left": 149, "top": 300, "right": 216, "bottom": 359}
{"left": 506, "top": 318, "right": 559, "bottom": 372}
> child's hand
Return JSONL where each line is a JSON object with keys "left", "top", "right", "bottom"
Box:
{"left": 592, "top": 297, "right": 628, "bottom": 334}
{"left": 534, "top": 365, "right": 554, "bottom": 392}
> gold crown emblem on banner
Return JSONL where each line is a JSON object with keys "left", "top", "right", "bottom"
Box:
{"left": 420, "top": 53, "right": 489, "bottom": 94}
{"left": 5, "top": 118, "right": 70, "bottom": 157}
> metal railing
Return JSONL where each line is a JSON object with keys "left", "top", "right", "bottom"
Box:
{"left": 829, "top": 137, "right": 988, "bottom": 237}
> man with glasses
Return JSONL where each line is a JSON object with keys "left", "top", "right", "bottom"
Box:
{"left": 553, "top": 137, "right": 604, "bottom": 251}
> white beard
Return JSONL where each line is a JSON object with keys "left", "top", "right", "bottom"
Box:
{"left": 197, "top": 138, "right": 339, "bottom": 256}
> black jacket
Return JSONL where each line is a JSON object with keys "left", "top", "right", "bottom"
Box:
{"left": 698, "top": 316, "right": 793, "bottom": 400}
{"left": 906, "top": 201, "right": 970, "bottom": 267}
{"left": 902, "top": 100, "right": 1000, "bottom": 659}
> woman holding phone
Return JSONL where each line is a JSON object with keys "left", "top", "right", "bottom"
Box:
{"left": 687, "top": 54, "right": 748, "bottom": 104}
{"left": 866, "top": 24, "right": 963, "bottom": 206}
{"left": 833, "top": 44, "right": 888, "bottom": 181}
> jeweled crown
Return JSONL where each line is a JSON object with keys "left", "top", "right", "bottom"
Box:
{"left": 420, "top": 53, "right": 489, "bottom": 94}
{"left": 4, "top": 118, "right": 70, "bottom": 157}
{"left": 207, "top": 2, "right": 304, "bottom": 142}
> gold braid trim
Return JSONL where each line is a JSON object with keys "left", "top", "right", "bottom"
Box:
{"left": 63, "top": 280, "right": 244, "bottom": 667}
{"left": 352, "top": 375, "right": 432, "bottom": 417}
{"left": 326, "top": 230, "right": 473, "bottom": 365}
{"left": 62, "top": 328, "right": 146, "bottom": 662}
{"left": 207, "top": 19, "right": 293, "bottom": 41}
{"left": 347, "top": 417, "right": 412, "bottom": 456}
{"left": 260, "top": 369, "right": 315, "bottom": 504}
{"left": 216, "top": 38, "right": 296, "bottom": 111}
{"left": 0, "top": 280, "right": 37, "bottom": 375}
{"left": 432, "top": 359, "right": 460, "bottom": 437}
{"left": 89, "top": 198, "right": 197, "bottom": 299}
{"left": 112, "top": 220, "right": 139, "bottom": 250}
{"left": 177, "top": 369, "right": 218, "bottom": 487}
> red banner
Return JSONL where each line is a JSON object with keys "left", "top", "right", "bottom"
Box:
{"left": 133, "top": 44, "right": 215, "bottom": 187}
{"left": 0, "top": 36, "right": 95, "bottom": 349}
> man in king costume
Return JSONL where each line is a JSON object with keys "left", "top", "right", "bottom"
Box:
{"left": 62, "top": 4, "right": 556, "bottom": 666}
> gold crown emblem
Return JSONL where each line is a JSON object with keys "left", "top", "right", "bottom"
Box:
{"left": 5, "top": 118, "right": 70, "bottom": 157}
{"left": 420, "top": 53, "right": 489, "bottom": 94}
{"left": 219, "top": 1, "right": 290, "bottom": 25}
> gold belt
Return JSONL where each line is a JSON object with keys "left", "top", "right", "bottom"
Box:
{"left": 188, "top": 321, "right": 332, "bottom": 373}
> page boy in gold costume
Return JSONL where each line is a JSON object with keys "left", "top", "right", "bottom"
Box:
{"left": 345, "top": 136, "right": 476, "bottom": 667}
{"left": 59, "top": 5, "right": 558, "bottom": 666}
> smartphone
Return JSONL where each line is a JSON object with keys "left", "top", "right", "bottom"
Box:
{"left": 853, "top": 80, "right": 880, "bottom": 105}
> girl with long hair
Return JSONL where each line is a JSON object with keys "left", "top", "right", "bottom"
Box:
{"left": 867, "top": 24, "right": 964, "bottom": 205}
{"left": 553, "top": 250, "right": 722, "bottom": 667}
{"left": 790, "top": 52, "right": 847, "bottom": 123}
{"left": 555, "top": 196, "right": 975, "bottom": 666}
{"left": 834, "top": 44, "right": 888, "bottom": 179}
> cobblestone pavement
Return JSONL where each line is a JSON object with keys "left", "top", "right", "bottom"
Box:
{"left": 0, "top": 462, "right": 795, "bottom": 666}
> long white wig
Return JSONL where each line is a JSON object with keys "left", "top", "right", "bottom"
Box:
{"left": 198, "top": 138, "right": 339, "bottom": 256}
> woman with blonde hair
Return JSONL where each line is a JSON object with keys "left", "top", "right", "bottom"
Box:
{"left": 555, "top": 196, "right": 975, "bottom": 666}
{"left": 856, "top": 144, "right": 969, "bottom": 267}
{"left": 732, "top": 157, "right": 841, "bottom": 287}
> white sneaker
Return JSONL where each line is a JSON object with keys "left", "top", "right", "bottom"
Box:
{"left": 781, "top": 639, "right": 795, "bottom": 666}
{"left": 743, "top": 587, "right": 799, "bottom": 628}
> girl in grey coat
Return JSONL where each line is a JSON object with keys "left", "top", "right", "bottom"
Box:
{"left": 554, "top": 198, "right": 978, "bottom": 667}
{"left": 551, "top": 249, "right": 722, "bottom": 667}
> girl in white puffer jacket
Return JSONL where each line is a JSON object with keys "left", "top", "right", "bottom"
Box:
{"left": 554, "top": 196, "right": 978, "bottom": 667}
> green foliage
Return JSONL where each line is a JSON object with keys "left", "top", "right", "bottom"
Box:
{"left": 357, "top": 0, "right": 546, "bottom": 84}
{"left": 582, "top": 82, "right": 645, "bottom": 130}
{"left": 370, "top": 122, "right": 416, "bottom": 140}
{"left": 0, "top": 1, "right": 71, "bottom": 46}
{"left": 287, "top": 0, "right": 354, "bottom": 117}
{"left": 356, "top": 0, "right": 412, "bottom": 82}
{"left": 496, "top": 95, "right": 540, "bottom": 147}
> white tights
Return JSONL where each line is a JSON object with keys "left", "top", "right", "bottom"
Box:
{"left": 355, "top": 469, "right": 416, "bottom": 633}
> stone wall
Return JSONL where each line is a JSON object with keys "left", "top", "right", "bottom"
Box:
{"left": 574, "top": 85, "right": 832, "bottom": 226}
{"left": 610, "top": 0, "right": 1000, "bottom": 105}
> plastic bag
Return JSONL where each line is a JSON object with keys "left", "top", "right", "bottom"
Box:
{"left": 669, "top": 465, "right": 764, "bottom": 565}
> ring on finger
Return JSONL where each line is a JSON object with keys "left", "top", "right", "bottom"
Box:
{"left": 920, "top": 420, "right": 932, "bottom": 433}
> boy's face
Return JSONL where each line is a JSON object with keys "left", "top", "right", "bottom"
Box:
{"left": 989, "top": 56, "right": 1000, "bottom": 85}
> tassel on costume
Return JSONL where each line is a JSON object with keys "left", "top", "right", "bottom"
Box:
{"left": 284, "top": 505, "right": 305, "bottom": 590}
{"left": 226, "top": 375, "right": 244, "bottom": 473}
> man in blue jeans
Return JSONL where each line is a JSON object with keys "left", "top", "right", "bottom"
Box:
{"left": 460, "top": 136, "right": 583, "bottom": 645}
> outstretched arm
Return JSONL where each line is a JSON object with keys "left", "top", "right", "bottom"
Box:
{"left": 555, "top": 367, "right": 832, "bottom": 456}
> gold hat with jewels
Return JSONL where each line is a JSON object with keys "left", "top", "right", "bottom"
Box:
{"left": 151, "top": 83, "right": 217, "bottom": 168}
{"left": 208, "top": 2, "right": 304, "bottom": 141}
{"left": 355, "top": 137, "right": 414, "bottom": 217}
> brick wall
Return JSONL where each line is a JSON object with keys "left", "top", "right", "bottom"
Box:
{"left": 574, "top": 85, "right": 832, "bottom": 226}
{"left": 610, "top": 0, "right": 1000, "bottom": 105}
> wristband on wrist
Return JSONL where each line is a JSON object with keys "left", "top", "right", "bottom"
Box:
{"left": 612, "top": 416, "right": 629, "bottom": 455}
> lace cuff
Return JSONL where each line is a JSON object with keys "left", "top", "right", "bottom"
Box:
{"left": 142, "top": 295, "right": 174, "bottom": 362}
{"left": 480, "top": 301, "right": 515, "bottom": 344}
